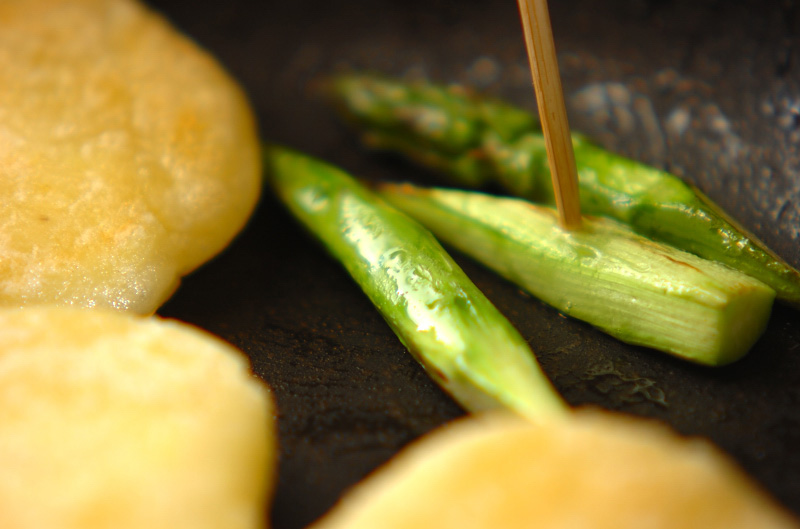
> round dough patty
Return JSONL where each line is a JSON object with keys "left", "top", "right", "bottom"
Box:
{"left": 0, "top": 0, "right": 261, "bottom": 313}
{"left": 311, "top": 410, "right": 799, "bottom": 529}
{"left": 0, "top": 306, "right": 275, "bottom": 529}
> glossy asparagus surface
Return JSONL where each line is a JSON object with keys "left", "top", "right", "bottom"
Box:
{"left": 266, "top": 145, "right": 568, "bottom": 422}
{"left": 325, "top": 73, "right": 800, "bottom": 307}
{"left": 380, "top": 183, "right": 775, "bottom": 366}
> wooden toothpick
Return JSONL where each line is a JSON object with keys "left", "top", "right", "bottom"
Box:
{"left": 516, "top": 0, "right": 582, "bottom": 230}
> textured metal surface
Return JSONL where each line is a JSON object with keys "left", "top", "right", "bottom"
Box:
{"left": 151, "top": 1, "right": 800, "bottom": 528}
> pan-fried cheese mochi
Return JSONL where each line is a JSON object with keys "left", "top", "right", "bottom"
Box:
{"left": 0, "top": 0, "right": 261, "bottom": 313}
{"left": 311, "top": 410, "right": 799, "bottom": 529}
{"left": 0, "top": 306, "right": 275, "bottom": 529}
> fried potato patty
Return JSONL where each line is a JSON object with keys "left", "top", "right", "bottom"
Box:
{"left": 0, "top": 0, "right": 261, "bottom": 313}
{"left": 311, "top": 410, "right": 799, "bottom": 529}
{"left": 0, "top": 306, "right": 275, "bottom": 529}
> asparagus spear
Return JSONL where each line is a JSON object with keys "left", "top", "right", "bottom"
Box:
{"left": 265, "top": 145, "right": 568, "bottom": 422}
{"left": 379, "top": 182, "right": 775, "bottom": 366}
{"left": 324, "top": 73, "right": 800, "bottom": 308}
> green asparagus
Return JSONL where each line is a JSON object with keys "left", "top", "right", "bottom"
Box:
{"left": 379, "top": 182, "right": 775, "bottom": 366}
{"left": 265, "top": 145, "right": 568, "bottom": 422}
{"left": 324, "top": 73, "right": 800, "bottom": 308}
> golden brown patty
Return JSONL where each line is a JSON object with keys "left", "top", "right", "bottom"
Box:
{"left": 0, "top": 0, "right": 261, "bottom": 313}
{"left": 311, "top": 409, "right": 799, "bottom": 529}
{"left": 0, "top": 306, "right": 275, "bottom": 529}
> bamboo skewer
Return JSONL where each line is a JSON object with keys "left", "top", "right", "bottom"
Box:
{"left": 516, "top": 0, "right": 582, "bottom": 230}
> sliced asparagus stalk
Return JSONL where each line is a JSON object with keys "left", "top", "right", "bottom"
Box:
{"left": 379, "top": 183, "right": 775, "bottom": 366}
{"left": 324, "top": 73, "right": 800, "bottom": 308}
{"left": 265, "top": 145, "right": 568, "bottom": 422}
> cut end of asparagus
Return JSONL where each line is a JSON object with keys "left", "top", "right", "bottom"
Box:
{"left": 379, "top": 183, "right": 775, "bottom": 366}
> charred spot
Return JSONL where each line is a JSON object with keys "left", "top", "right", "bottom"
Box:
{"left": 426, "top": 364, "right": 449, "bottom": 384}
{"left": 662, "top": 253, "right": 702, "bottom": 273}
{"left": 407, "top": 345, "right": 450, "bottom": 383}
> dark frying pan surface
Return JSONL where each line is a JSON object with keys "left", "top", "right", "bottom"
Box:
{"left": 149, "top": 1, "right": 800, "bottom": 527}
